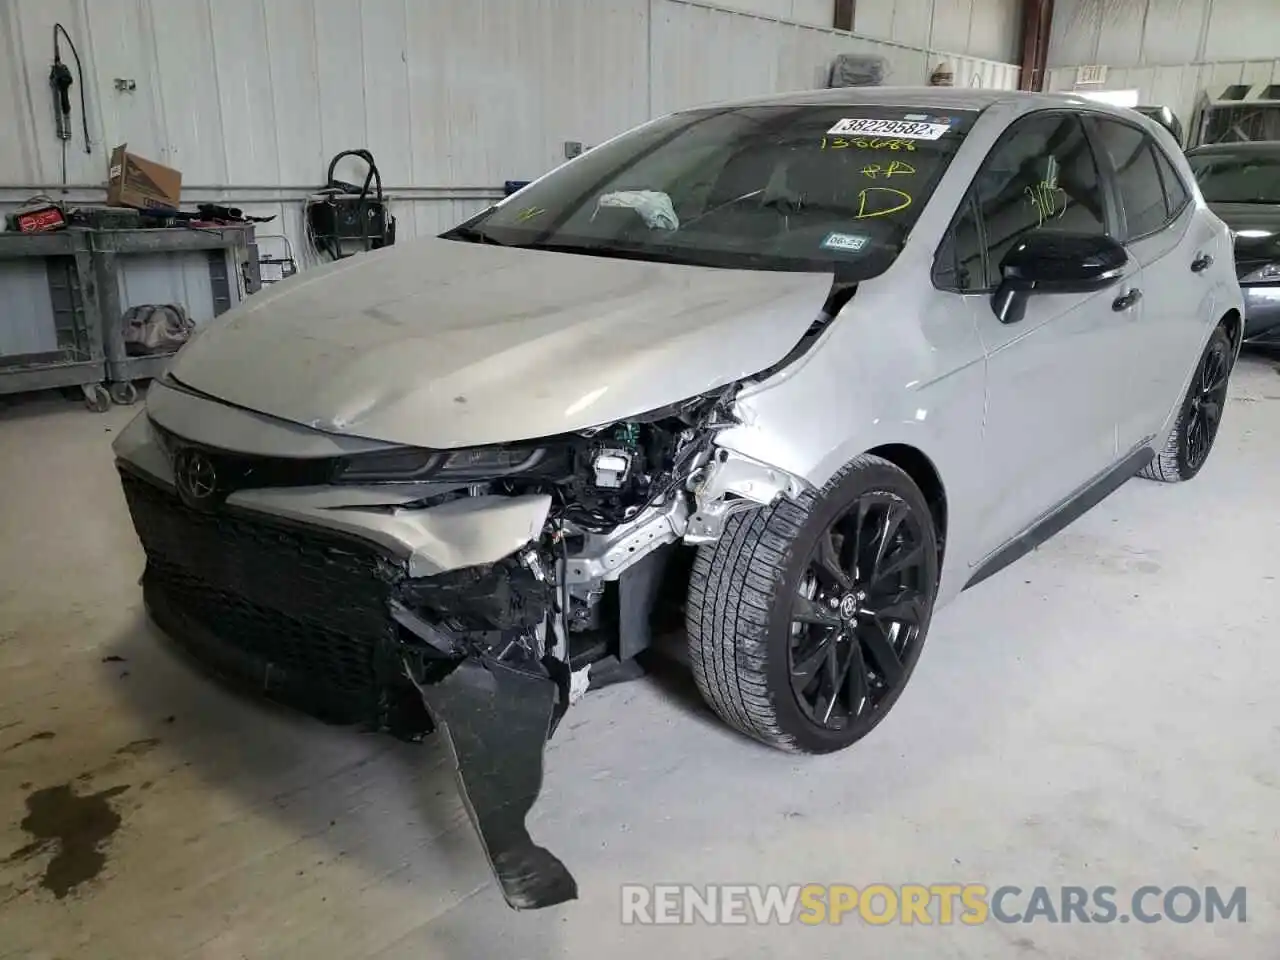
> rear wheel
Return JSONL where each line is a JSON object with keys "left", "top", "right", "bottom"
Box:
{"left": 1140, "top": 325, "right": 1233, "bottom": 483}
{"left": 686, "top": 455, "right": 939, "bottom": 754}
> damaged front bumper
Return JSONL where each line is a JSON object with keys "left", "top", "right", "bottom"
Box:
{"left": 114, "top": 408, "right": 808, "bottom": 910}
{"left": 116, "top": 411, "right": 582, "bottom": 908}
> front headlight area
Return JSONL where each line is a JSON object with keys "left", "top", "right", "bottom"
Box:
{"left": 334, "top": 443, "right": 564, "bottom": 484}
{"left": 383, "top": 392, "right": 737, "bottom": 663}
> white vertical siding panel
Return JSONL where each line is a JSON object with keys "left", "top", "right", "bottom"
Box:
{"left": 261, "top": 0, "right": 323, "bottom": 186}
{"left": 930, "top": 0, "right": 975, "bottom": 54}
{"left": 83, "top": 0, "right": 164, "bottom": 167}
{"left": 1173, "top": 63, "right": 1210, "bottom": 129}
{"left": 209, "top": 0, "right": 280, "bottom": 186}
{"left": 1093, "top": 2, "right": 1146, "bottom": 69}
{"left": 1203, "top": 0, "right": 1280, "bottom": 62}
{"left": 790, "top": 0, "right": 835, "bottom": 27}
{"left": 705, "top": 0, "right": 789, "bottom": 20}
{"left": 1205, "top": 59, "right": 1248, "bottom": 95}
{"left": 313, "top": 1, "right": 368, "bottom": 179}
{"left": 1049, "top": 0, "right": 1102, "bottom": 68}
{"left": 949, "top": 55, "right": 1019, "bottom": 91}
{"left": 1044, "top": 67, "right": 1075, "bottom": 93}
{"left": 405, "top": 0, "right": 454, "bottom": 187}
{"left": 965, "top": 0, "right": 1020, "bottom": 63}
{"left": 1239, "top": 59, "right": 1276, "bottom": 89}
{"left": 147, "top": 0, "right": 227, "bottom": 183}
{"left": 541, "top": 0, "right": 578, "bottom": 172}
{"left": 1139, "top": 0, "right": 1209, "bottom": 66}
{"left": 11, "top": 0, "right": 96, "bottom": 184}
{"left": 852, "top": 2, "right": 895, "bottom": 42}
{"left": 409, "top": 198, "right": 490, "bottom": 240}
{"left": 1147, "top": 64, "right": 1192, "bottom": 124}
{"left": 890, "top": 0, "right": 933, "bottom": 51}
{"left": 1052, "top": 0, "right": 1280, "bottom": 70}
{"left": 0, "top": 1, "right": 39, "bottom": 182}
{"left": 359, "top": 0, "right": 412, "bottom": 188}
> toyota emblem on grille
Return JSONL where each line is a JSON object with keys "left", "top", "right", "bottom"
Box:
{"left": 175, "top": 449, "right": 218, "bottom": 506}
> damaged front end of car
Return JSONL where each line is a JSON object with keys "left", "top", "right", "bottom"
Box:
{"left": 366, "top": 387, "right": 809, "bottom": 909}
{"left": 114, "top": 379, "right": 810, "bottom": 911}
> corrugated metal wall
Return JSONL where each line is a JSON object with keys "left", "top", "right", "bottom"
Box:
{"left": 649, "top": 1, "right": 1021, "bottom": 116}
{"left": 1044, "top": 0, "right": 1280, "bottom": 139}
{"left": 1048, "top": 0, "right": 1280, "bottom": 69}
{"left": 1, "top": 0, "right": 1019, "bottom": 269}
{"left": 708, "top": 0, "right": 1023, "bottom": 62}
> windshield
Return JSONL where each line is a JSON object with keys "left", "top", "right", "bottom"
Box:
{"left": 1188, "top": 151, "right": 1280, "bottom": 204}
{"left": 446, "top": 104, "right": 976, "bottom": 274}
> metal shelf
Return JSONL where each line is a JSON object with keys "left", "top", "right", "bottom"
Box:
{"left": 0, "top": 221, "right": 261, "bottom": 410}
{"left": 0, "top": 227, "right": 107, "bottom": 406}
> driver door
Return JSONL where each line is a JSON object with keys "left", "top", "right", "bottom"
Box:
{"left": 937, "top": 111, "right": 1136, "bottom": 561}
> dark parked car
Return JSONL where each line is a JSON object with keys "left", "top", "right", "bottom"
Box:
{"left": 1187, "top": 141, "right": 1280, "bottom": 346}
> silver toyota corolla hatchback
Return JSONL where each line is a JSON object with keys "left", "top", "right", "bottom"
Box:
{"left": 114, "top": 88, "right": 1244, "bottom": 909}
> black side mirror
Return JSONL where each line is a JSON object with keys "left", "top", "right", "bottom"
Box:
{"left": 992, "top": 230, "right": 1128, "bottom": 324}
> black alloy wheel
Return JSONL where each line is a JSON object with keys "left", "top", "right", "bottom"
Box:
{"left": 1185, "top": 334, "right": 1231, "bottom": 472}
{"left": 1139, "top": 324, "right": 1234, "bottom": 484}
{"left": 686, "top": 454, "right": 939, "bottom": 754}
{"left": 788, "top": 491, "right": 929, "bottom": 733}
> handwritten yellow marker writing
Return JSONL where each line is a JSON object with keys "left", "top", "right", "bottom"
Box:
{"left": 862, "top": 161, "right": 917, "bottom": 180}
{"left": 855, "top": 187, "right": 913, "bottom": 219}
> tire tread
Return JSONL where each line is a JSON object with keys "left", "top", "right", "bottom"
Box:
{"left": 686, "top": 454, "right": 916, "bottom": 753}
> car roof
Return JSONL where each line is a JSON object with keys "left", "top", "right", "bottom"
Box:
{"left": 1186, "top": 140, "right": 1280, "bottom": 156}
{"left": 682, "top": 85, "right": 1145, "bottom": 118}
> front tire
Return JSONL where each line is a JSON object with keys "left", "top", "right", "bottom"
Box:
{"left": 686, "top": 455, "right": 939, "bottom": 754}
{"left": 1140, "top": 325, "right": 1233, "bottom": 483}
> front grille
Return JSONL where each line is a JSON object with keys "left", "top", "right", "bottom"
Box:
{"left": 119, "top": 469, "right": 404, "bottom": 722}
{"left": 150, "top": 419, "right": 341, "bottom": 492}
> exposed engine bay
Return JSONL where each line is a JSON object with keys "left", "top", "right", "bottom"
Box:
{"left": 354, "top": 385, "right": 811, "bottom": 910}
{"left": 397, "top": 391, "right": 727, "bottom": 665}
{"left": 387, "top": 382, "right": 807, "bottom": 689}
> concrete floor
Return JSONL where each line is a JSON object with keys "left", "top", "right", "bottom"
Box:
{"left": 1, "top": 357, "right": 1278, "bottom": 960}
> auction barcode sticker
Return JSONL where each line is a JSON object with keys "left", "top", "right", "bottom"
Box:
{"left": 827, "top": 118, "right": 951, "bottom": 140}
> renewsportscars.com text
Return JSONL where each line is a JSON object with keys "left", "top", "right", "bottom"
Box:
{"left": 620, "top": 884, "right": 1247, "bottom": 926}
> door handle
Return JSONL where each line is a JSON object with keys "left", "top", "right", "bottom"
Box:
{"left": 1191, "top": 254, "right": 1214, "bottom": 273}
{"left": 1112, "top": 289, "right": 1143, "bottom": 312}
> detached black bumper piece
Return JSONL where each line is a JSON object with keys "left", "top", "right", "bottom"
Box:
{"left": 408, "top": 655, "right": 578, "bottom": 910}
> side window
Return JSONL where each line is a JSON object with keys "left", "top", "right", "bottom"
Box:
{"left": 971, "top": 113, "right": 1107, "bottom": 288}
{"left": 1092, "top": 120, "right": 1168, "bottom": 239}
{"left": 933, "top": 195, "right": 984, "bottom": 292}
{"left": 1153, "top": 145, "right": 1191, "bottom": 219}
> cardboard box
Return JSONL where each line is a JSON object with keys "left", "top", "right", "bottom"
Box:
{"left": 106, "top": 144, "right": 181, "bottom": 211}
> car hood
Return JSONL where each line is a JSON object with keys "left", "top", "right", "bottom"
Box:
{"left": 168, "top": 237, "right": 833, "bottom": 449}
{"left": 1206, "top": 202, "right": 1280, "bottom": 262}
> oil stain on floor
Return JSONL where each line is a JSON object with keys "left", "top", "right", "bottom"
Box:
{"left": 3, "top": 783, "right": 130, "bottom": 898}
